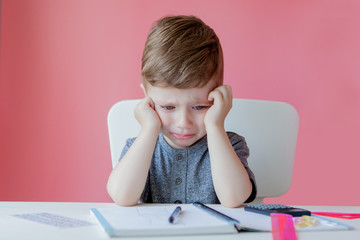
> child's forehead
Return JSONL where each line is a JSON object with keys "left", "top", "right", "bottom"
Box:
{"left": 146, "top": 79, "right": 217, "bottom": 96}
{"left": 147, "top": 85, "right": 212, "bottom": 104}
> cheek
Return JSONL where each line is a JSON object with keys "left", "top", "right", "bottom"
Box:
{"left": 156, "top": 112, "right": 171, "bottom": 127}
{"left": 194, "top": 112, "right": 207, "bottom": 126}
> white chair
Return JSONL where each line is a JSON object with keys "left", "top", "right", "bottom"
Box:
{"left": 107, "top": 99, "right": 299, "bottom": 204}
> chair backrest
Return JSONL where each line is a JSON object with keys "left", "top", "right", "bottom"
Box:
{"left": 107, "top": 99, "right": 299, "bottom": 203}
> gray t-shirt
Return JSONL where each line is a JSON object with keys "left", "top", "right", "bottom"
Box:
{"left": 119, "top": 132, "right": 257, "bottom": 204}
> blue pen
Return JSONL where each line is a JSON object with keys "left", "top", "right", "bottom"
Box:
{"left": 193, "top": 202, "right": 240, "bottom": 225}
{"left": 168, "top": 206, "right": 182, "bottom": 224}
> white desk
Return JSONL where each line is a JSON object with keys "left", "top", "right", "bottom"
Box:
{"left": 0, "top": 202, "right": 359, "bottom": 240}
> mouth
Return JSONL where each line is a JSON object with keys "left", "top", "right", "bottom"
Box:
{"left": 171, "top": 133, "right": 195, "bottom": 140}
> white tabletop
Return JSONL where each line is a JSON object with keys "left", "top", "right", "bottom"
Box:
{"left": 0, "top": 202, "right": 359, "bottom": 240}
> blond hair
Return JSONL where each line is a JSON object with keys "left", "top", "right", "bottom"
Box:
{"left": 141, "top": 15, "right": 224, "bottom": 89}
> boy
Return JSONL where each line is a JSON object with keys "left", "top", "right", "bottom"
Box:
{"left": 107, "top": 15, "right": 257, "bottom": 208}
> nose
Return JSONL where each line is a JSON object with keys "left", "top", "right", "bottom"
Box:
{"left": 175, "top": 109, "right": 192, "bottom": 129}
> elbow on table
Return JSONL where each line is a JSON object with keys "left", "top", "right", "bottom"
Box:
{"left": 219, "top": 187, "right": 253, "bottom": 208}
{"left": 107, "top": 183, "right": 138, "bottom": 207}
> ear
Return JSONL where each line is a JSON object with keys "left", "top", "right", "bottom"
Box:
{"left": 140, "top": 83, "right": 147, "bottom": 97}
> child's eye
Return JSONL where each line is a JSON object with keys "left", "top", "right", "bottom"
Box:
{"left": 193, "top": 106, "right": 208, "bottom": 111}
{"left": 161, "top": 105, "right": 175, "bottom": 110}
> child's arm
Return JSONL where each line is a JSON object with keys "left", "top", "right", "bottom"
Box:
{"left": 205, "top": 85, "right": 253, "bottom": 208}
{"left": 107, "top": 97, "right": 161, "bottom": 206}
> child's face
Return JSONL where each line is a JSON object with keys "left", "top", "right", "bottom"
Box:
{"left": 145, "top": 80, "right": 217, "bottom": 149}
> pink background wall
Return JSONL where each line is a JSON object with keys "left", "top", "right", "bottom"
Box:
{"left": 1, "top": 0, "right": 359, "bottom": 205}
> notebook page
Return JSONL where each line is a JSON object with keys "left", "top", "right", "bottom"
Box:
{"left": 94, "top": 204, "right": 231, "bottom": 231}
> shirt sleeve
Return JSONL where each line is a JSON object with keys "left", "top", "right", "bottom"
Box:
{"left": 118, "top": 137, "right": 135, "bottom": 162}
{"left": 228, "top": 132, "right": 257, "bottom": 203}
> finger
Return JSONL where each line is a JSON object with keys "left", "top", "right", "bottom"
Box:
{"left": 216, "top": 85, "right": 232, "bottom": 101}
{"left": 222, "top": 85, "right": 233, "bottom": 106}
{"left": 224, "top": 85, "right": 232, "bottom": 99}
{"left": 212, "top": 86, "right": 233, "bottom": 111}
{"left": 208, "top": 88, "right": 224, "bottom": 104}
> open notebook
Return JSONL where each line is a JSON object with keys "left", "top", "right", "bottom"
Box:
{"left": 91, "top": 204, "right": 353, "bottom": 237}
{"left": 91, "top": 204, "right": 237, "bottom": 237}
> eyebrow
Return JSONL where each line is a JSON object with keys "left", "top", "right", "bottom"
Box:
{"left": 155, "top": 101, "right": 176, "bottom": 106}
{"left": 189, "top": 97, "right": 213, "bottom": 105}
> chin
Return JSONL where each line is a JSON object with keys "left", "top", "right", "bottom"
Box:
{"left": 172, "top": 141, "right": 193, "bottom": 149}
{"left": 168, "top": 138, "right": 195, "bottom": 149}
